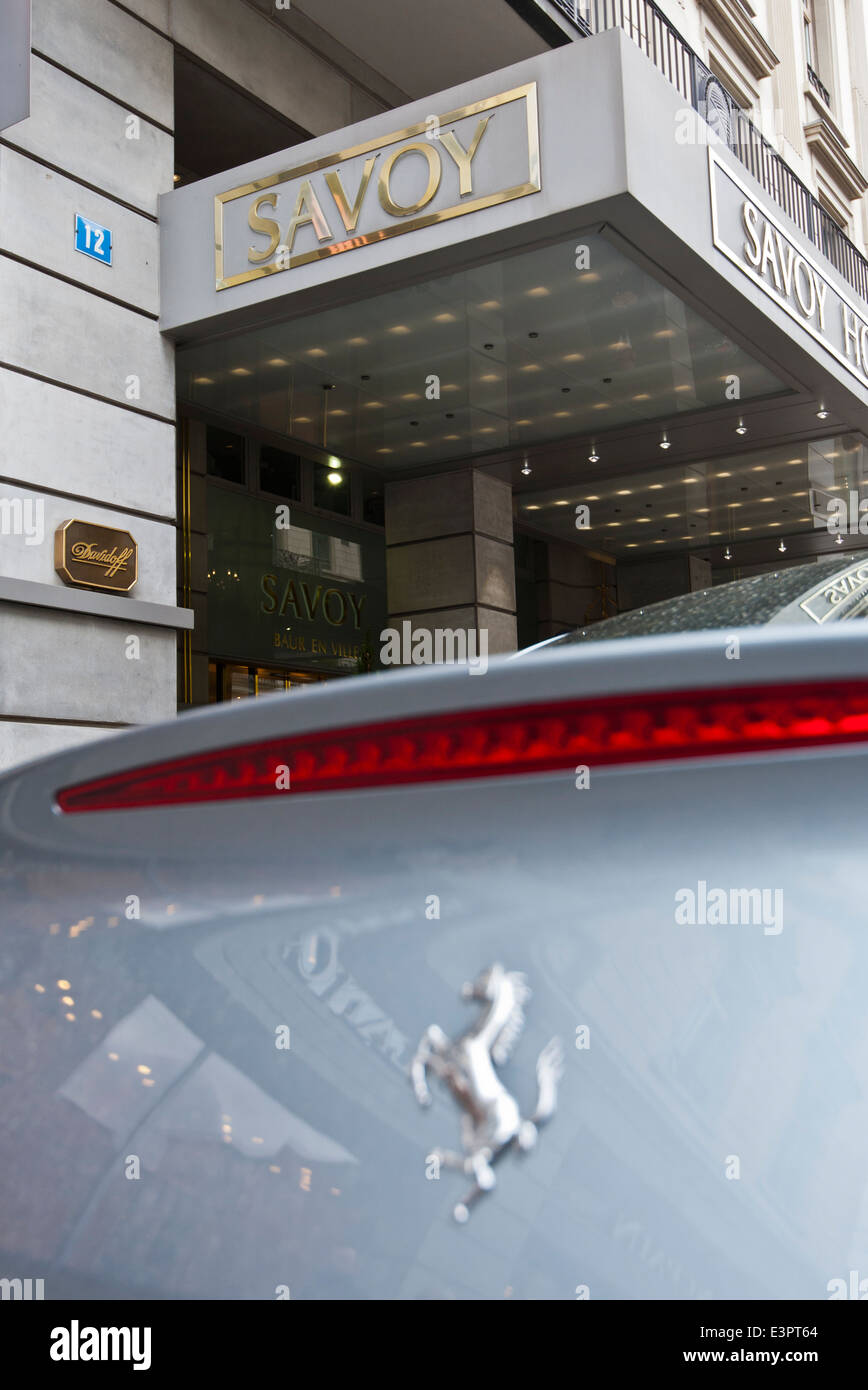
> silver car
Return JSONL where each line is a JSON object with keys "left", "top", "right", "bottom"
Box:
{"left": 2, "top": 556, "right": 868, "bottom": 1300}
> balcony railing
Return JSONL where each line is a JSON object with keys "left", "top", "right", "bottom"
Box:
{"left": 551, "top": 0, "right": 868, "bottom": 307}
{"left": 807, "top": 63, "right": 831, "bottom": 109}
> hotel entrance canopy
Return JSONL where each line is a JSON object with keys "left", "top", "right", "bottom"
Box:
{"left": 160, "top": 27, "right": 868, "bottom": 477}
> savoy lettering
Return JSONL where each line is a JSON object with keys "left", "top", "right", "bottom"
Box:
{"left": 710, "top": 150, "right": 868, "bottom": 388}
{"left": 260, "top": 573, "right": 367, "bottom": 627}
{"left": 248, "top": 118, "right": 490, "bottom": 263}
{"left": 215, "top": 84, "right": 540, "bottom": 289}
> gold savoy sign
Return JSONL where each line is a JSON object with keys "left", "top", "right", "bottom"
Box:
{"left": 54, "top": 519, "right": 138, "bottom": 593}
{"left": 214, "top": 83, "right": 540, "bottom": 290}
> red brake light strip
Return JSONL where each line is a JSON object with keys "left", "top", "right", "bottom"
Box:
{"left": 55, "top": 681, "right": 868, "bottom": 812}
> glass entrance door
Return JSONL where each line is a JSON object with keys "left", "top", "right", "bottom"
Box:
{"left": 208, "top": 661, "right": 332, "bottom": 702}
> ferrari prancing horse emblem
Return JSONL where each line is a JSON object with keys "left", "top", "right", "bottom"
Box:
{"left": 411, "top": 964, "right": 564, "bottom": 1222}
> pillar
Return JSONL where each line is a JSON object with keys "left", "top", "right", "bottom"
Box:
{"left": 385, "top": 469, "right": 516, "bottom": 657}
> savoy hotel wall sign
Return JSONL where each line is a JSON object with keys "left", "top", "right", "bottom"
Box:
{"left": 55, "top": 519, "right": 138, "bottom": 594}
{"left": 214, "top": 83, "right": 540, "bottom": 290}
{"left": 709, "top": 149, "right": 868, "bottom": 390}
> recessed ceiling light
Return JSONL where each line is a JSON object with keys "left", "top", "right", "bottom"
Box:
{"left": 294, "top": 415, "right": 311, "bottom": 423}
{"left": 377, "top": 447, "right": 392, "bottom": 454}
{"left": 444, "top": 434, "right": 460, "bottom": 440}
{"left": 433, "top": 312, "right": 456, "bottom": 322}
{"left": 363, "top": 401, "right": 383, "bottom": 408}
{"left": 306, "top": 348, "right": 327, "bottom": 357}
{"left": 516, "top": 418, "right": 533, "bottom": 425}
{"left": 478, "top": 300, "right": 501, "bottom": 310}
{"left": 346, "top": 336, "right": 368, "bottom": 346}
{"left": 193, "top": 376, "right": 214, "bottom": 384}
{"left": 519, "top": 364, "right": 541, "bottom": 372}
{"left": 526, "top": 286, "right": 549, "bottom": 297}
{"left": 409, "top": 440, "right": 427, "bottom": 447}
{"left": 266, "top": 358, "right": 287, "bottom": 367}
{"left": 562, "top": 352, "right": 584, "bottom": 362}
{"left": 441, "top": 383, "right": 460, "bottom": 392}
{"left": 649, "top": 483, "right": 663, "bottom": 490}
{"left": 637, "top": 518, "right": 651, "bottom": 523}
{"left": 728, "top": 502, "right": 742, "bottom": 508}
{"left": 632, "top": 393, "right": 651, "bottom": 401}
{"left": 716, "top": 471, "right": 732, "bottom": 478}
{"left": 579, "top": 272, "right": 600, "bottom": 282}
{"left": 660, "top": 430, "right": 671, "bottom": 448}
{"left": 388, "top": 325, "right": 411, "bottom": 334}
{"left": 654, "top": 328, "right": 675, "bottom": 339}
{"left": 592, "top": 402, "right": 610, "bottom": 410}
{"left": 674, "top": 384, "right": 692, "bottom": 393}
{"left": 616, "top": 489, "right": 632, "bottom": 495}
{"left": 585, "top": 495, "right": 599, "bottom": 500}
{"left": 401, "top": 393, "right": 420, "bottom": 400}
{"left": 554, "top": 411, "right": 571, "bottom": 418}
{"left": 554, "top": 500, "right": 569, "bottom": 506}
{"left": 626, "top": 543, "right": 638, "bottom": 548}
{"left": 526, "top": 504, "right": 540, "bottom": 510}
{"left": 480, "top": 373, "right": 499, "bottom": 382}
{"left": 665, "top": 512, "right": 680, "bottom": 518}
{"left": 230, "top": 367, "right": 251, "bottom": 376}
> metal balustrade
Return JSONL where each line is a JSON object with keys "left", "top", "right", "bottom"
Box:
{"left": 550, "top": 0, "right": 868, "bottom": 306}
{"left": 807, "top": 63, "right": 831, "bottom": 109}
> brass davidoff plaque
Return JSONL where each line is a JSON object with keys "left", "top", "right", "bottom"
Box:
{"left": 214, "top": 82, "right": 540, "bottom": 290}
{"left": 54, "top": 519, "right": 138, "bottom": 594}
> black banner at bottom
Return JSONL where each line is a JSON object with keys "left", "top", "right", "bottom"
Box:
{"left": 3, "top": 1298, "right": 863, "bottom": 1374}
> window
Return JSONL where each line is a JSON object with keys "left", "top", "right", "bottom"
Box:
{"left": 804, "top": 1, "right": 817, "bottom": 68}
{"left": 206, "top": 427, "right": 246, "bottom": 485}
{"left": 313, "top": 460, "right": 352, "bottom": 516}
{"left": 804, "top": 2, "right": 833, "bottom": 107}
{"left": 209, "top": 661, "right": 329, "bottom": 702}
{"left": 362, "top": 481, "right": 384, "bottom": 527}
{"left": 259, "top": 444, "right": 301, "bottom": 501}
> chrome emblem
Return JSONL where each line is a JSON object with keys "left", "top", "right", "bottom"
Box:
{"left": 411, "top": 963, "right": 563, "bottom": 1222}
